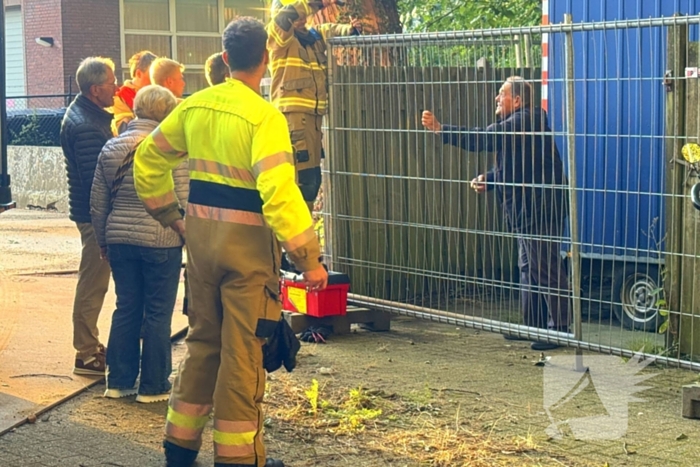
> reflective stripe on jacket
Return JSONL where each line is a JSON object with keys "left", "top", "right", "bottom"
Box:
{"left": 267, "top": 0, "right": 354, "bottom": 115}
{"left": 133, "top": 78, "right": 321, "bottom": 271}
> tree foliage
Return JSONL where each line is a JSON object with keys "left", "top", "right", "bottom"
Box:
{"left": 399, "top": 0, "right": 542, "bottom": 33}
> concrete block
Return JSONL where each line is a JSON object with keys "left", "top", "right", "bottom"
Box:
{"left": 681, "top": 383, "right": 700, "bottom": 419}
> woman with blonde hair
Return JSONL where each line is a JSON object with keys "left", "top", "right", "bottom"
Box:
{"left": 91, "top": 85, "right": 188, "bottom": 403}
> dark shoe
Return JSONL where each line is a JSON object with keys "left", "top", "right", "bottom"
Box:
{"left": 214, "top": 461, "right": 284, "bottom": 467}
{"left": 503, "top": 334, "right": 530, "bottom": 341}
{"left": 531, "top": 341, "right": 561, "bottom": 351}
{"left": 73, "top": 352, "right": 106, "bottom": 376}
{"left": 164, "top": 440, "right": 198, "bottom": 467}
{"left": 299, "top": 325, "right": 332, "bottom": 343}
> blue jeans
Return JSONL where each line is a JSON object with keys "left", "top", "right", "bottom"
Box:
{"left": 106, "top": 244, "right": 182, "bottom": 395}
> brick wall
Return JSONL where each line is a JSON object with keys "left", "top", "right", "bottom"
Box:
{"left": 23, "top": 0, "right": 65, "bottom": 96}
{"left": 60, "top": 0, "right": 121, "bottom": 94}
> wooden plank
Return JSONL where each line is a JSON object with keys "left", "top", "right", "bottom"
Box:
{"left": 328, "top": 61, "right": 538, "bottom": 306}
{"left": 665, "top": 25, "right": 688, "bottom": 353}
{"left": 282, "top": 307, "right": 392, "bottom": 335}
{"left": 679, "top": 37, "right": 700, "bottom": 354}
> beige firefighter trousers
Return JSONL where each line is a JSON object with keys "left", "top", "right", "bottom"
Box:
{"left": 164, "top": 217, "right": 282, "bottom": 465}
{"left": 285, "top": 112, "right": 323, "bottom": 213}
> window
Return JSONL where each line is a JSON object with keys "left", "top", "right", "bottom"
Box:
{"left": 123, "top": 0, "right": 170, "bottom": 31}
{"left": 120, "top": 0, "right": 267, "bottom": 94}
{"left": 177, "top": 0, "right": 218, "bottom": 32}
{"left": 224, "top": 0, "right": 268, "bottom": 23}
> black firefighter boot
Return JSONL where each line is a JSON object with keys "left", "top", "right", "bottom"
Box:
{"left": 213, "top": 460, "right": 284, "bottom": 467}
{"left": 164, "top": 440, "right": 198, "bottom": 467}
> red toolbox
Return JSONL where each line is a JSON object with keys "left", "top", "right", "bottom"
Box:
{"left": 280, "top": 271, "right": 350, "bottom": 318}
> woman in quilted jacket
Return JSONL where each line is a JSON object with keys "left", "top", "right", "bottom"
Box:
{"left": 90, "top": 85, "right": 188, "bottom": 403}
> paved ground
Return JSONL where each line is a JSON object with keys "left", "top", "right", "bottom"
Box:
{"left": 2, "top": 318, "right": 700, "bottom": 467}
{"left": 0, "top": 338, "right": 210, "bottom": 467}
{"left": 0, "top": 210, "right": 187, "bottom": 432}
{"left": 3, "top": 210, "right": 700, "bottom": 467}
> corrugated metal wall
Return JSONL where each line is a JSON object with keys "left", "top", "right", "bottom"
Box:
{"left": 545, "top": 0, "right": 700, "bottom": 261}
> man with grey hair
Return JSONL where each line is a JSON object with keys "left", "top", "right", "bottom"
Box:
{"left": 422, "top": 76, "right": 570, "bottom": 351}
{"left": 60, "top": 56, "right": 118, "bottom": 375}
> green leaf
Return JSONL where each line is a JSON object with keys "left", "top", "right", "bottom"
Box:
{"left": 659, "top": 321, "right": 669, "bottom": 334}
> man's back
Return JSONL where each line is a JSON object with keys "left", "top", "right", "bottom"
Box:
{"left": 491, "top": 106, "right": 567, "bottom": 232}
{"left": 488, "top": 106, "right": 565, "bottom": 187}
{"left": 135, "top": 78, "right": 319, "bottom": 267}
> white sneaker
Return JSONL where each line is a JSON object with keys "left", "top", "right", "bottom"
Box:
{"left": 104, "top": 387, "right": 138, "bottom": 399}
{"left": 136, "top": 393, "right": 170, "bottom": 404}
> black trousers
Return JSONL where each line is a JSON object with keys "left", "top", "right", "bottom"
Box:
{"left": 517, "top": 232, "right": 571, "bottom": 330}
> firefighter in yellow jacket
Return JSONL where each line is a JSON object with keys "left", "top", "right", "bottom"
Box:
{"left": 133, "top": 18, "right": 328, "bottom": 467}
{"left": 268, "top": 0, "right": 362, "bottom": 212}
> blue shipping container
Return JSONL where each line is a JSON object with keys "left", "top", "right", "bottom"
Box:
{"left": 547, "top": 0, "right": 700, "bottom": 330}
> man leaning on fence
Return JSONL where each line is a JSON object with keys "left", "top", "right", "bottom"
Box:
{"left": 133, "top": 17, "right": 327, "bottom": 467}
{"left": 422, "top": 77, "right": 570, "bottom": 351}
{"left": 60, "top": 57, "right": 118, "bottom": 374}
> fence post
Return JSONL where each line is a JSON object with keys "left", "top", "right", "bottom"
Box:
{"left": 0, "top": 6, "right": 13, "bottom": 212}
{"left": 563, "top": 14, "right": 583, "bottom": 363}
{"left": 324, "top": 42, "right": 337, "bottom": 270}
{"left": 665, "top": 22, "right": 687, "bottom": 352}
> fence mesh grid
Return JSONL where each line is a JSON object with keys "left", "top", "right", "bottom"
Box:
{"left": 324, "top": 16, "right": 700, "bottom": 370}
{"left": 6, "top": 95, "right": 71, "bottom": 147}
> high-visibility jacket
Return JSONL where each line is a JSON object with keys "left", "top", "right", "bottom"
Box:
{"left": 267, "top": 0, "right": 357, "bottom": 115}
{"left": 112, "top": 81, "right": 137, "bottom": 136}
{"left": 133, "top": 78, "right": 321, "bottom": 271}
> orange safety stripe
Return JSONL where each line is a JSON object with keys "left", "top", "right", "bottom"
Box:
{"left": 282, "top": 226, "right": 316, "bottom": 252}
{"left": 171, "top": 399, "right": 213, "bottom": 417}
{"left": 186, "top": 203, "right": 265, "bottom": 226}
{"left": 153, "top": 128, "right": 187, "bottom": 157}
{"left": 190, "top": 158, "right": 255, "bottom": 183}
{"left": 252, "top": 152, "right": 294, "bottom": 178}
{"left": 213, "top": 419, "right": 258, "bottom": 458}
{"left": 142, "top": 190, "right": 178, "bottom": 212}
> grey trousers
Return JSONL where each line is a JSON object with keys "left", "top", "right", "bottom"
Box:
{"left": 517, "top": 234, "right": 570, "bottom": 330}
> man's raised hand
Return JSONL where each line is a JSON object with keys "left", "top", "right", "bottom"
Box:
{"left": 421, "top": 110, "right": 442, "bottom": 134}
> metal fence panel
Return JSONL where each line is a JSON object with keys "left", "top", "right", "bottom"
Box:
{"left": 325, "top": 16, "right": 700, "bottom": 370}
{"left": 6, "top": 95, "right": 72, "bottom": 147}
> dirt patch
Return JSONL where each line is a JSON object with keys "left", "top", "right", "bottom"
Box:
{"left": 2, "top": 210, "right": 699, "bottom": 466}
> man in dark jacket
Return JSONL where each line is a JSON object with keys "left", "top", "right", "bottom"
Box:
{"left": 60, "top": 56, "right": 117, "bottom": 375}
{"left": 422, "top": 77, "right": 570, "bottom": 351}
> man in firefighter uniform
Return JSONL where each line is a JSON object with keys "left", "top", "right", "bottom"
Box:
{"left": 268, "top": 0, "right": 362, "bottom": 212}
{"left": 133, "top": 17, "right": 328, "bottom": 467}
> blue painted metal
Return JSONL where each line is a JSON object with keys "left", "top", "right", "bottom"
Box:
{"left": 548, "top": 0, "right": 700, "bottom": 262}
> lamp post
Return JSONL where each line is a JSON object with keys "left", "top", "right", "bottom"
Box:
{"left": 0, "top": 5, "right": 14, "bottom": 213}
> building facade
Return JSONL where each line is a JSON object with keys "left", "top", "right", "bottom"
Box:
{"left": 3, "top": 0, "right": 268, "bottom": 102}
